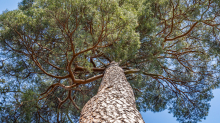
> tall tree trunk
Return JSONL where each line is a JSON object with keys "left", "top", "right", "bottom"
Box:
{"left": 79, "top": 62, "right": 145, "bottom": 123}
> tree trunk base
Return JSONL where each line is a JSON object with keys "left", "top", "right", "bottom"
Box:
{"left": 79, "top": 62, "right": 145, "bottom": 123}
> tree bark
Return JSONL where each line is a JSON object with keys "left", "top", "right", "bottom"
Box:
{"left": 79, "top": 61, "right": 145, "bottom": 123}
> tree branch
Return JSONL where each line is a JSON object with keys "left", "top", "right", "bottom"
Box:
{"left": 165, "top": 22, "right": 198, "bottom": 41}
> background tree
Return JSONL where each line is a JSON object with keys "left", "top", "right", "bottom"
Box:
{"left": 0, "top": 0, "right": 220, "bottom": 122}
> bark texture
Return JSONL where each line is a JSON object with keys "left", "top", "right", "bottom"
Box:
{"left": 79, "top": 62, "right": 145, "bottom": 123}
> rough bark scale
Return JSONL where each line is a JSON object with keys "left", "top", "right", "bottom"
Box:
{"left": 79, "top": 62, "right": 145, "bottom": 123}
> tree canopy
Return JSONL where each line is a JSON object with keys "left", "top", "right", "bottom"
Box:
{"left": 0, "top": 0, "right": 220, "bottom": 122}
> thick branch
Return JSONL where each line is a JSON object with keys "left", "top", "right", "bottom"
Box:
{"left": 165, "top": 22, "right": 198, "bottom": 41}
{"left": 74, "top": 65, "right": 105, "bottom": 72}
{"left": 74, "top": 74, "right": 104, "bottom": 84}
{"left": 39, "top": 83, "right": 77, "bottom": 97}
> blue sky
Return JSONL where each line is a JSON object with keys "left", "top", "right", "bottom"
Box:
{"left": 0, "top": 0, "right": 219, "bottom": 123}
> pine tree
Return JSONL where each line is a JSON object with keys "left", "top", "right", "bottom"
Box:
{"left": 0, "top": 0, "right": 220, "bottom": 122}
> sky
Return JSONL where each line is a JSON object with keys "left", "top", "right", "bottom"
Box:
{"left": 0, "top": 0, "right": 220, "bottom": 123}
